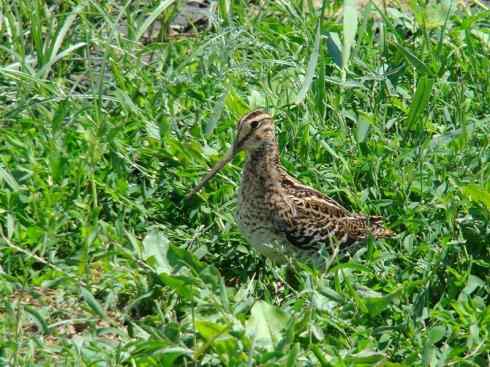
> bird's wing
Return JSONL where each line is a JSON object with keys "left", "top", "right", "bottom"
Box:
{"left": 279, "top": 174, "right": 350, "bottom": 215}
{"left": 266, "top": 174, "right": 383, "bottom": 250}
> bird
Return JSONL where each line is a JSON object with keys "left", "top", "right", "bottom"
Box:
{"left": 187, "top": 110, "right": 393, "bottom": 265}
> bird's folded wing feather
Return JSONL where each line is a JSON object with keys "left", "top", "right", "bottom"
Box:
{"left": 266, "top": 176, "right": 374, "bottom": 250}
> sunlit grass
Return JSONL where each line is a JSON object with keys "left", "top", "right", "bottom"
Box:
{"left": 0, "top": 0, "right": 489, "bottom": 365}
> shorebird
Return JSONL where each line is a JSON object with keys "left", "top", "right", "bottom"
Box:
{"left": 188, "top": 110, "right": 393, "bottom": 264}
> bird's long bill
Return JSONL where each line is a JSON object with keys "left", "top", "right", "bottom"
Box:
{"left": 186, "top": 146, "right": 236, "bottom": 199}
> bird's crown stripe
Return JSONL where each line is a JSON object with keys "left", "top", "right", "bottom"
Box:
{"left": 241, "top": 112, "right": 271, "bottom": 124}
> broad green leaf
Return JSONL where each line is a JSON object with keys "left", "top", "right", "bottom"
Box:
{"left": 461, "top": 184, "right": 490, "bottom": 210}
{"left": 459, "top": 274, "right": 485, "bottom": 299}
{"left": 142, "top": 230, "right": 172, "bottom": 274}
{"left": 412, "top": 2, "right": 451, "bottom": 30}
{"left": 318, "top": 284, "right": 344, "bottom": 303}
{"left": 295, "top": 24, "right": 321, "bottom": 104}
{"left": 469, "top": 324, "right": 480, "bottom": 347}
{"left": 194, "top": 320, "right": 231, "bottom": 360}
{"left": 0, "top": 166, "right": 20, "bottom": 191}
{"left": 344, "top": 350, "right": 386, "bottom": 364}
{"left": 114, "top": 88, "right": 142, "bottom": 115}
{"left": 406, "top": 75, "right": 433, "bottom": 130}
{"left": 167, "top": 244, "right": 206, "bottom": 273}
{"left": 146, "top": 121, "right": 161, "bottom": 140}
{"left": 160, "top": 347, "right": 193, "bottom": 367}
{"left": 24, "top": 305, "right": 49, "bottom": 334}
{"left": 430, "top": 121, "right": 478, "bottom": 148}
{"left": 355, "top": 112, "right": 372, "bottom": 143}
{"left": 205, "top": 92, "right": 226, "bottom": 135}
{"left": 248, "top": 89, "right": 266, "bottom": 110}
{"left": 130, "top": 342, "right": 192, "bottom": 367}
{"left": 326, "top": 32, "right": 342, "bottom": 68}
{"left": 81, "top": 287, "right": 108, "bottom": 320}
{"left": 195, "top": 320, "right": 229, "bottom": 341}
{"left": 342, "top": 0, "right": 358, "bottom": 74}
{"left": 358, "top": 287, "right": 402, "bottom": 317}
{"left": 6, "top": 213, "right": 15, "bottom": 239}
{"left": 246, "top": 301, "right": 289, "bottom": 350}
{"left": 423, "top": 326, "right": 446, "bottom": 366}
{"left": 225, "top": 88, "right": 248, "bottom": 117}
{"left": 312, "top": 291, "right": 336, "bottom": 312}
{"left": 159, "top": 274, "right": 196, "bottom": 300}
{"left": 471, "top": 29, "right": 490, "bottom": 48}
{"left": 311, "top": 344, "right": 330, "bottom": 366}
{"left": 421, "top": 341, "right": 433, "bottom": 366}
{"left": 427, "top": 325, "right": 446, "bottom": 344}
{"left": 287, "top": 343, "right": 300, "bottom": 367}
{"left": 125, "top": 229, "right": 140, "bottom": 255}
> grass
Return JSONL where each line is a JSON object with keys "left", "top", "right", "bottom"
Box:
{"left": 0, "top": 0, "right": 489, "bottom": 365}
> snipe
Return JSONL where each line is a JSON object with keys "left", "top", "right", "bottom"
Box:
{"left": 188, "top": 110, "right": 393, "bottom": 264}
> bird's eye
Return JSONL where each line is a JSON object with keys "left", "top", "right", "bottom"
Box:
{"left": 250, "top": 121, "right": 259, "bottom": 129}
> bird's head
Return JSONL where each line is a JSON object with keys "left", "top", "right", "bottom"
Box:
{"left": 186, "top": 110, "right": 275, "bottom": 198}
{"left": 233, "top": 110, "right": 275, "bottom": 153}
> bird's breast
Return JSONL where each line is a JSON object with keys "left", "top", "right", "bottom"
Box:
{"left": 236, "top": 165, "right": 278, "bottom": 245}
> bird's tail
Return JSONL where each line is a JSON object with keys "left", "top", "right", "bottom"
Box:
{"left": 369, "top": 216, "right": 394, "bottom": 238}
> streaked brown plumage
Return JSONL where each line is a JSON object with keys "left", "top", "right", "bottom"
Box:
{"left": 188, "top": 110, "right": 393, "bottom": 264}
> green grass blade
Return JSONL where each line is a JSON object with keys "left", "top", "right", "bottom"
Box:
{"left": 406, "top": 75, "right": 434, "bottom": 130}
{"left": 342, "top": 0, "right": 358, "bottom": 78}
{"left": 295, "top": 24, "right": 321, "bottom": 105}
{"left": 394, "top": 42, "right": 432, "bottom": 75}
{"left": 38, "top": 42, "right": 87, "bottom": 78}
{"left": 32, "top": 1, "right": 45, "bottom": 66}
{"left": 134, "top": 0, "right": 176, "bottom": 43}
{"left": 44, "top": 4, "right": 84, "bottom": 77}
{"left": 80, "top": 287, "right": 108, "bottom": 320}
{"left": 435, "top": 0, "right": 454, "bottom": 61}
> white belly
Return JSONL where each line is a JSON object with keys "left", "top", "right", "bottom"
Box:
{"left": 235, "top": 203, "right": 290, "bottom": 262}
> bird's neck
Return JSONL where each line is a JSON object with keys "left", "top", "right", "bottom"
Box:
{"left": 244, "top": 142, "right": 282, "bottom": 183}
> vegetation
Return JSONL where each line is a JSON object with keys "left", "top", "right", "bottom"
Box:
{"left": 1, "top": 0, "right": 489, "bottom": 365}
